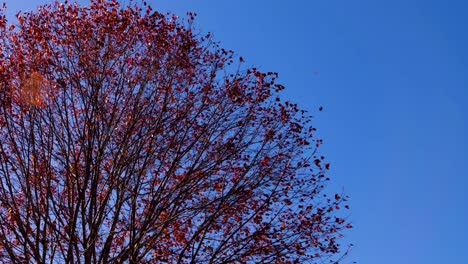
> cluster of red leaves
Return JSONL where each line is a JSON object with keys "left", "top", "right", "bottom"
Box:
{"left": 0, "top": 1, "right": 351, "bottom": 263}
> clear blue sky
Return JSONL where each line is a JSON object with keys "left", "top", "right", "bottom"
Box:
{"left": 6, "top": 1, "right": 468, "bottom": 263}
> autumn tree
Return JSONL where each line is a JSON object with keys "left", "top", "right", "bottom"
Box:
{"left": 0, "top": 1, "right": 350, "bottom": 263}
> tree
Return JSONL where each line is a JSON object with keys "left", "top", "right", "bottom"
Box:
{"left": 0, "top": 1, "right": 350, "bottom": 263}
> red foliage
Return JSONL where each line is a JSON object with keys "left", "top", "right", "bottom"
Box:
{"left": 0, "top": 1, "right": 350, "bottom": 263}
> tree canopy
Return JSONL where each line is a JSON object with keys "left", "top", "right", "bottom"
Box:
{"left": 0, "top": 1, "right": 350, "bottom": 263}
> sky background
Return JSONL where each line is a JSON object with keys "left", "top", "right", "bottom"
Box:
{"left": 5, "top": 1, "right": 468, "bottom": 263}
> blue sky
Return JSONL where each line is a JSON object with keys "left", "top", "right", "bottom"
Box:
{"left": 6, "top": 1, "right": 468, "bottom": 263}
